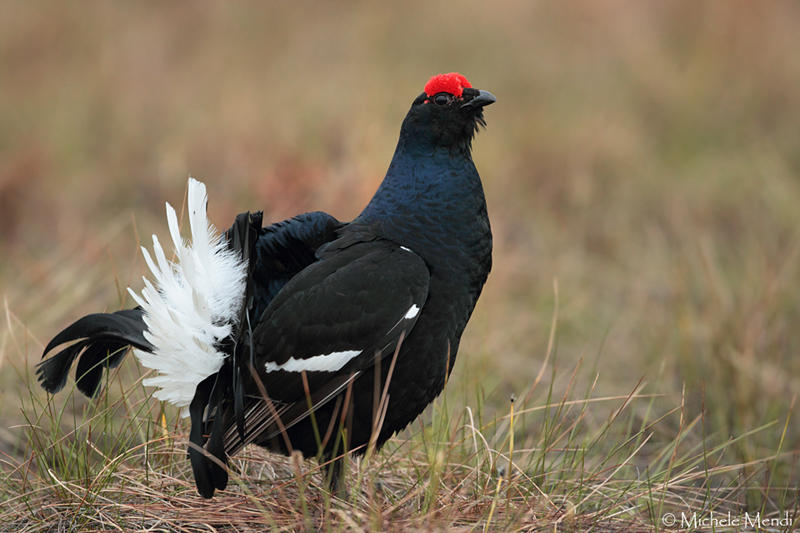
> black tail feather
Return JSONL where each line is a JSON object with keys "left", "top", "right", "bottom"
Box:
{"left": 38, "top": 308, "right": 153, "bottom": 397}
{"left": 234, "top": 365, "right": 246, "bottom": 440}
{"left": 208, "top": 403, "right": 229, "bottom": 492}
{"left": 184, "top": 210, "right": 263, "bottom": 498}
{"left": 188, "top": 374, "right": 216, "bottom": 499}
{"left": 206, "top": 370, "right": 230, "bottom": 492}
{"left": 73, "top": 341, "right": 124, "bottom": 397}
{"left": 227, "top": 211, "right": 262, "bottom": 443}
{"left": 36, "top": 341, "right": 88, "bottom": 395}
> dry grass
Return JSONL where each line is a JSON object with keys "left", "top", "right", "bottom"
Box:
{"left": 4, "top": 346, "right": 774, "bottom": 532}
{"left": 2, "top": 1, "right": 800, "bottom": 531}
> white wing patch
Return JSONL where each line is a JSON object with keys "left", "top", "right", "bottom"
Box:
{"left": 128, "top": 178, "right": 247, "bottom": 415}
{"left": 404, "top": 304, "right": 420, "bottom": 319}
{"left": 267, "top": 302, "right": 420, "bottom": 374}
{"left": 265, "top": 350, "right": 362, "bottom": 373}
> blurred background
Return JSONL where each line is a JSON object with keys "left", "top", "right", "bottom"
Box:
{"left": 2, "top": 0, "right": 800, "bottom": 487}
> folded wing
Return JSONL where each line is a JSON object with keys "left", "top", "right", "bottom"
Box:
{"left": 217, "top": 235, "right": 430, "bottom": 463}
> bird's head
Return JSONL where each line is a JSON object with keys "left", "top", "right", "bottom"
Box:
{"left": 400, "top": 73, "right": 496, "bottom": 153}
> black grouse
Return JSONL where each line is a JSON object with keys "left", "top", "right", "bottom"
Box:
{"left": 38, "top": 72, "right": 495, "bottom": 498}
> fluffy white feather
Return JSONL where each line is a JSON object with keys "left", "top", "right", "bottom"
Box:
{"left": 128, "top": 178, "right": 247, "bottom": 414}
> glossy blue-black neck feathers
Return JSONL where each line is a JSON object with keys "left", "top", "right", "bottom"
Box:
{"left": 358, "top": 88, "right": 490, "bottom": 226}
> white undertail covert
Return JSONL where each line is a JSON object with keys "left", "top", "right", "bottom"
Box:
{"left": 128, "top": 178, "right": 247, "bottom": 414}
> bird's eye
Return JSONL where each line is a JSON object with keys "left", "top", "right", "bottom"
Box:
{"left": 433, "top": 93, "right": 451, "bottom": 106}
